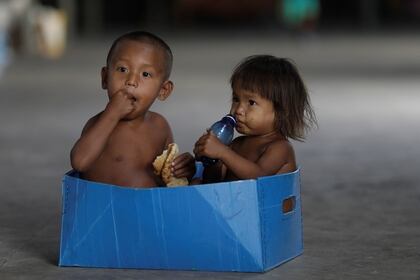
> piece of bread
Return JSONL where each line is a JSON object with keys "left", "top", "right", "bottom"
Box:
{"left": 153, "top": 143, "right": 189, "bottom": 187}
{"left": 152, "top": 149, "right": 168, "bottom": 176}
{"left": 160, "top": 143, "right": 177, "bottom": 184}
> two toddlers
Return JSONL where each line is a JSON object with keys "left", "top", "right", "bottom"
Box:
{"left": 71, "top": 31, "right": 316, "bottom": 187}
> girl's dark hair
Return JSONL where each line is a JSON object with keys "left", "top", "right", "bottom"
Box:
{"left": 106, "top": 30, "right": 173, "bottom": 80}
{"left": 230, "top": 55, "right": 316, "bottom": 141}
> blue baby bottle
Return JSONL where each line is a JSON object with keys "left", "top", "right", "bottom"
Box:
{"left": 200, "top": 114, "right": 236, "bottom": 166}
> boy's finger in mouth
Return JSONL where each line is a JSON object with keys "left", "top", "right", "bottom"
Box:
{"left": 124, "top": 92, "right": 137, "bottom": 102}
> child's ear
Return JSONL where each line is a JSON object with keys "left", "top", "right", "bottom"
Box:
{"left": 157, "top": 80, "right": 174, "bottom": 101}
{"left": 101, "top": 67, "right": 108, "bottom": 89}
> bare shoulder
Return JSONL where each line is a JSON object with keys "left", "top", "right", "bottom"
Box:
{"left": 263, "top": 138, "right": 297, "bottom": 173}
{"left": 265, "top": 138, "right": 295, "bottom": 156}
{"left": 147, "top": 111, "right": 171, "bottom": 130}
{"left": 81, "top": 112, "right": 102, "bottom": 134}
{"left": 146, "top": 111, "right": 173, "bottom": 145}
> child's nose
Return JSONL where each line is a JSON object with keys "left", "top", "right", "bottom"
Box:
{"left": 125, "top": 73, "right": 138, "bottom": 87}
{"left": 233, "top": 103, "right": 244, "bottom": 116}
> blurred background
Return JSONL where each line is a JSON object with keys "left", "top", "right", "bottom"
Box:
{"left": 1, "top": 0, "right": 420, "bottom": 279}
{"left": 2, "top": 0, "right": 420, "bottom": 60}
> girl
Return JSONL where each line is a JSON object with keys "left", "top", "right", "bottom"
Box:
{"left": 194, "top": 55, "right": 316, "bottom": 183}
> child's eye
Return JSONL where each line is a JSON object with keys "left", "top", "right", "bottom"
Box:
{"left": 249, "top": 100, "right": 256, "bottom": 106}
{"left": 142, "top": 72, "right": 151, "bottom": 78}
{"left": 232, "top": 96, "right": 239, "bottom": 102}
{"left": 116, "top": 66, "right": 128, "bottom": 73}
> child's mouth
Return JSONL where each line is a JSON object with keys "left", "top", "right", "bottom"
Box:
{"left": 126, "top": 93, "right": 136, "bottom": 102}
{"left": 236, "top": 120, "right": 245, "bottom": 127}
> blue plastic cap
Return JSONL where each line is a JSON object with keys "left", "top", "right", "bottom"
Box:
{"left": 224, "top": 114, "right": 236, "bottom": 126}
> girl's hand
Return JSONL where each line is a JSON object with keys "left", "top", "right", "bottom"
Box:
{"left": 194, "top": 131, "right": 228, "bottom": 160}
{"left": 171, "top": 152, "right": 196, "bottom": 180}
{"left": 105, "top": 89, "right": 135, "bottom": 120}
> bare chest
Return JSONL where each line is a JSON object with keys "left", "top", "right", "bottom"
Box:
{"left": 103, "top": 126, "right": 165, "bottom": 166}
{"left": 232, "top": 139, "right": 269, "bottom": 162}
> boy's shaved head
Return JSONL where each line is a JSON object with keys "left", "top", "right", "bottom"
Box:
{"left": 106, "top": 31, "right": 173, "bottom": 80}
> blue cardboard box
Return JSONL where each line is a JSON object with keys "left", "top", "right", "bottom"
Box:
{"left": 59, "top": 169, "right": 303, "bottom": 272}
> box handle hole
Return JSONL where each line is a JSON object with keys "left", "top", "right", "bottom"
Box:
{"left": 282, "top": 196, "right": 296, "bottom": 214}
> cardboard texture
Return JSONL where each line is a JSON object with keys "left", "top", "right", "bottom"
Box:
{"left": 59, "top": 169, "right": 303, "bottom": 272}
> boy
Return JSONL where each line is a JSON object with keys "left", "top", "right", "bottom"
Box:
{"left": 71, "top": 31, "right": 194, "bottom": 187}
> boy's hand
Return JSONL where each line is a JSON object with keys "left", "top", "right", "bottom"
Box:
{"left": 193, "top": 131, "right": 227, "bottom": 160}
{"left": 171, "top": 152, "right": 196, "bottom": 180}
{"left": 105, "top": 89, "right": 135, "bottom": 120}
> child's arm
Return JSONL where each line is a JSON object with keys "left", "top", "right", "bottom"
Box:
{"left": 219, "top": 142, "right": 292, "bottom": 179}
{"left": 194, "top": 132, "right": 292, "bottom": 180}
{"left": 70, "top": 90, "right": 134, "bottom": 172}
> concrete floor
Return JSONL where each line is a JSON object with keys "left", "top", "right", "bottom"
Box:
{"left": 1, "top": 31, "right": 420, "bottom": 279}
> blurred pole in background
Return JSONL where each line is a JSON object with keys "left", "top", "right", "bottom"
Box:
{"left": 360, "top": 0, "right": 379, "bottom": 30}
{"left": 80, "top": 0, "right": 103, "bottom": 35}
{"left": 57, "top": 0, "right": 76, "bottom": 39}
